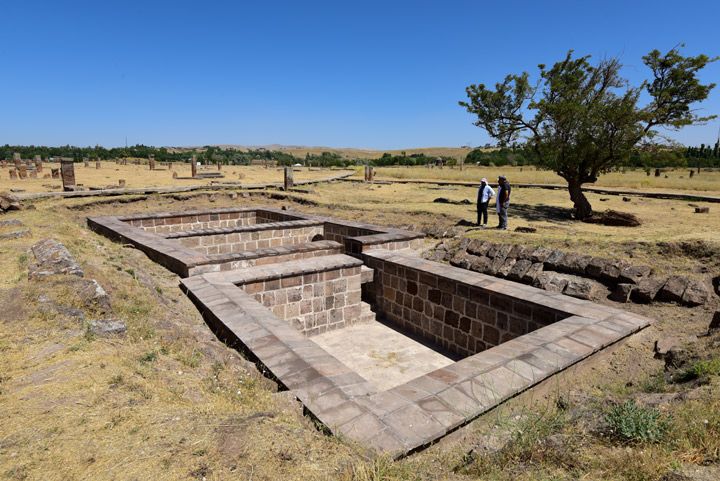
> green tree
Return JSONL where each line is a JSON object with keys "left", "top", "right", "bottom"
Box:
{"left": 460, "top": 47, "right": 717, "bottom": 219}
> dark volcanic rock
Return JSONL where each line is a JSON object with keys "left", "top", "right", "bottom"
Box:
{"left": 522, "top": 262, "right": 544, "bottom": 283}
{"left": 544, "top": 250, "right": 566, "bottom": 271}
{"left": 681, "top": 280, "right": 709, "bottom": 307}
{"left": 466, "top": 239, "right": 491, "bottom": 257}
{"left": 0, "top": 229, "right": 30, "bottom": 240}
{"left": 656, "top": 275, "right": 689, "bottom": 303}
{"left": 564, "top": 278, "right": 604, "bottom": 301}
{"left": 585, "top": 257, "right": 610, "bottom": 279}
{"left": 533, "top": 272, "right": 569, "bottom": 293}
{"left": 529, "top": 247, "right": 553, "bottom": 263}
{"left": 631, "top": 277, "right": 667, "bottom": 303}
{"left": 619, "top": 265, "right": 652, "bottom": 284}
{"left": 507, "top": 259, "right": 532, "bottom": 281}
{"left": 609, "top": 283, "right": 634, "bottom": 303}
{"left": 600, "top": 259, "right": 628, "bottom": 283}
{"left": 497, "top": 257, "right": 517, "bottom": 278}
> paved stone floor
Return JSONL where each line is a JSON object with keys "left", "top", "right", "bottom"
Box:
{"left": 312, "top": 320, "right": 456, "bottom": 391}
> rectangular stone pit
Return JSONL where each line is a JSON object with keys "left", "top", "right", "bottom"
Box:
{"left": 88, "top": 207, "right": 423, "bottom": 277}
{"left": 90, "top": 207, "right": 653, "bottom": 458}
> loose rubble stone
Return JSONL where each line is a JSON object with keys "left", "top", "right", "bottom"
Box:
{"left": 467, "top": 255, "right": 492, "bottom": 273}
{"left": 529, "top": 247, "right": 552, "bottom": 263}
{"left": 78, "top": 279, "right": 112, "bottom": 313}
{"left": 600, "top": 259, "right": 628, "bottom": 283}
{"left": 496, "top": 257, "right": 516, "bottom": 278}
{"left": 609, "top": 283, "right": 634, "bottom": 303}
{"left": 619, "top": 265, "right": 652, "bottom": 284}
{"left": 0, "top": 229, "right": 30, "bottom": 240}
{"left": 0, "top": 219, "right": 23, "bottom": 227}
{"left": 533, "top": 272, "right": 569, "bottom": 293}
{"left": 656, "top": 275, "right": 689, "bottom": 303}
{"left": 449, "top": 251, "right": 472, "bottom": 269}
{"left": 563, "top": 278, "right": 604, "bottom": 301}
{"left": 507, "top": 259, "right": 532, "bottom": 281}
{"left": 88, "top": 319, "right": 127, "bottom": 337}
{"left": 654, "top": 338, "right": 681, "bottom": 357}
{"left": 28, "top": 239, "right": 84, "bottom": 279}
{"left": 585, "top": 257, "right": 610, "bottom": 279}
{"left": 681, "top": 280, "right": 709, "bottom": 307}
{"left": 521, "top": 262, "right": 544, "bottom": 283}
{"left": 544, "top": 250, "right": 566, "bottom": 271}
{"left": 631, "top": 277, "right": 667, "bottom": 304}
{"left": 0, "top": 191, "right": 22, "bottom": 213}
{"left": 466, "top": 239, "right": 491, "bottom": 257}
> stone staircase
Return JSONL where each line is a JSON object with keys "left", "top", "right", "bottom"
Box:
{"left": 359, "top": 301, "right": 377, "bottom": 324}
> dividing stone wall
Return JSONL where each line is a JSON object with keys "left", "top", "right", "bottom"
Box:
{"left": 175, "top": 224, "right": 324, "bottom": 255}
{"left": 125, "top": 210, "right": 258, "bottom": 234}
{"left": 364, "top": 252, "right": 568, "bottom": 358}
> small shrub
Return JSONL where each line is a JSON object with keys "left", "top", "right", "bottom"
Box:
{"left": 605, "top": 400, "right": 671, "bottom": 444}
{"left": 140, "top": 351, "right": 157, "bottom": 363}
{"left": 675, "top": 358, "right": 720, "bottom": 383}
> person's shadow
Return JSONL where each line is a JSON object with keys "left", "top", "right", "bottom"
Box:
{"left": 455, "top": 203, "right": 571, "bottom": 226}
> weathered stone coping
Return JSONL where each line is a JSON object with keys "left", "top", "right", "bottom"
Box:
{"left": 163, "top": 219, "right": 324, "bottom": 239}
{"left": 181, "top": 248, "right": 652, "bottom": 457}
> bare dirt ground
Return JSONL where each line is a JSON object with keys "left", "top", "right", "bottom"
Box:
{"left": 0, "top": 180, "right": 718, "bottom": 480}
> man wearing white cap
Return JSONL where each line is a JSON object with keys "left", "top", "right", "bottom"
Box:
{"left": 476, "top": 177, "right": 495, "bottom": 227}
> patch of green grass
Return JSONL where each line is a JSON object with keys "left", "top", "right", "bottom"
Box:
{"left": 605, "top": 400, "right": 671, "bottom": 444}
{"left": 640, "top": 372, "right": 667, "bottom": 393}
{"left": 674, "top": 358, "right": 720, "bottom": 383}
{"left": 139, "top": 351, "right": 158, "bottom": 363}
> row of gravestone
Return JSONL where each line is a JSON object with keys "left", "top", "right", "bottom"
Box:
{"left": 428, "top": 238, "right": 712, "bottom": 307}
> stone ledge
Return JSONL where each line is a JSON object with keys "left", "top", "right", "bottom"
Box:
{"left": 198, "top": 254, "right": 363, "bottom": 286}
{"left": 163, "top": 219, "right": 324, "bottom": 238}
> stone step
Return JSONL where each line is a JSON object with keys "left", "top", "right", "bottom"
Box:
{"left": 359, "top": 301, "right": 376, "bottom": 323}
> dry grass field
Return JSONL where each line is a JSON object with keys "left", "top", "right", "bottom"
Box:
{"left": 1, "top": 177, "right": 718, "bottom": 481}
{"left": 0, "top": 162, "right": 351, "bottom": 194}
{"left": 365, "top": 165, "right": 720, "bottom": 194}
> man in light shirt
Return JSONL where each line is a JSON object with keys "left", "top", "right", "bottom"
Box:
{"left": 476, "top": 177, "right": 495, "bottom": 227}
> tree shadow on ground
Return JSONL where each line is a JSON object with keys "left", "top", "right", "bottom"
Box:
{"left": 455, "top": 203, "right": 572, "bottom": 226}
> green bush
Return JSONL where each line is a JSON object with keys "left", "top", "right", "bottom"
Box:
{"left": 605, "top": 400, "right": 671, "bottom": 444}
{"left": 675, "top": 358, "right": 720, "bottom": 383}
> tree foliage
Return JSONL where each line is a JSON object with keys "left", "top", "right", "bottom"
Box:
{"left": 460, "top": 47, "right": 717, "bottom": 219}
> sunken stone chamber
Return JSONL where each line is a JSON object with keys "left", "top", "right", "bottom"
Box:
{"left": 363, "top": 251, "right": 567, "bottom": 358}
{"left": 87, "top": 207, "right": 424, "bottom": 277}
{"left": 89, "top": 208, "right": 653, "bottom": 458}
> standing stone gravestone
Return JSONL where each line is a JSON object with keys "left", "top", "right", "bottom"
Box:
{"left": 29, "top": 170, "right": 37, "bottom": 179}
{"left": 364, "top": 165, "right": 374, "bottom": 182}
{"left": 148, "top": 155, "right": 156, "bottom": 170}
{"left": 96, "top": 160, "right": 101, "bottom": 169}
{"left": 284, "top": 166, "right": 294, "bottom": 191}
{"left": 118, "top": 179, "right": 126, "bottom": 187}
{"left": 61, "top": 160, "right": 76, "bottom": 191}
{"left": 18, "top": 165, "right": 27, "bottom": 179}
{"left": 51, "top": 168, "right": 60, "bottom": 179}
{"left": 217, "top": 162, "right": 222, "bottom": 171}
{"left": 13, "top": 153, "right": 21, "bottom": 169}
{"left": 191, "top": 155, "right": 198, "bottom": 178}
{"left": 9, "top": 169, "right": 17, "bottom": 180}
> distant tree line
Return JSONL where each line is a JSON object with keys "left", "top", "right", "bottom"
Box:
{"left": 464, "top": 142, "right": 720, "bottom": 169}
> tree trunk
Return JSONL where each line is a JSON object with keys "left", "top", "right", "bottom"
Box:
{"left": 568, "top": 179, "right": 593, "bottom": 220}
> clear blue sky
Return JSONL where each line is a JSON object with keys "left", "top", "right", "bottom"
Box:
{"left": 2, "top": 0, "right": 719, "bottom": 149}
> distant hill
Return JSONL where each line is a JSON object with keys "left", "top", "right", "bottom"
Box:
{"left": 167, "top": 144, "right": 477, "bottom": 160}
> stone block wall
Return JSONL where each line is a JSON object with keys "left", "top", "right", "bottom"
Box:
{"left": 239, "top": 266, "right": 363, "bottom": 336}
{"left": 364, "top": 253, "right": 568, "bottom": 358}
{"left": 176, "top": 225, "right": 324, "bottom": 255}
{"left": 324, "top": 223, "right": 379, "bottom": 244}
{"left": 126, "top": 211, "right": 257, "bottom": 234}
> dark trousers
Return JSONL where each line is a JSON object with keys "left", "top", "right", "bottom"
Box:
{"left": 498, "top": 202, "right": 509, "bottom": 228}
{"left": 477, "top": 202, "right": 489, "bottom": 225}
